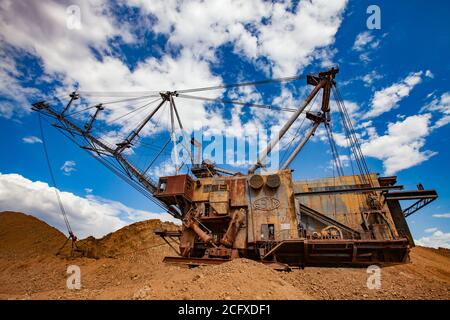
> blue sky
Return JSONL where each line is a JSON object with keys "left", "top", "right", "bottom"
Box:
{"left": 0, "top": 0, "right": 449, "bottom": 246}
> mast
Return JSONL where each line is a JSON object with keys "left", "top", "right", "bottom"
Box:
{"left": 248, "top": 67, "right": 338, "bottom": 173}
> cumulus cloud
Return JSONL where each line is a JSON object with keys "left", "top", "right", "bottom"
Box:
{"left": 0, "top": 102, "right": 14, "bottom": 119}
{"left": 361, "top": 114, "right": 436, "bottom": 175}
{"left": 128, "top": 0, "right": 348, "bottom": 76}
{"left": 415, "top": 229, "right": 450, "bottom": 249}
{"left": 364, "top": 71, "right": 426, "bottom": 119}
{"left": 257, "top": 0, "right": 347, "bottom": 76}
{"left": 0, "top": 0, "right": 222, "bottom": 133}
{"left": 1, "top": 0, "right": 352, "bottom": 175}
{"left": 0, "top": 45, "right": 42, "bottom": 118}
{"left": 0, "top": 0, "right": 351, "bottom": 166}
{"left": 60, "top": 160, "right": 76, "bottom": 176}
{"left": 0, "top": 173, "right": 178, "bottom": 238}
{"left": 421, "top": 92, "right": 450, "bottom": 130}
{"left": 352, "top": 31, "right": 375, "bottom": 51}
{"left": 360, "top": 70, "right": 383, "bottom": 87}
{"left": 22, "top": 136, "right": 43, "bottom": 144}
{"left": 351, "top": 31, "right": 384, "bottom": 62}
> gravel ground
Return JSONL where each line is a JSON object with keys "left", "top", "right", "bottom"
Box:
{"left": 1, "top": 211, "right": 449, "bottom": 300}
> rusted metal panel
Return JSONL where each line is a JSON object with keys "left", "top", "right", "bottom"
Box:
{"left": 228, "top": 178, "right": 248, "bottom": 207}
{"left": 247, "top": 170, "right": 298, "bottom": 243}
{"left": 210, "top": 202, "right": 229, "bottom": 215}
{"left": 294, "top": 174, "right": 404, "bottom": 241}
{"left": 233, "top": 224, "right": 247, "bottom": 249}
{"left": 156, "top": 174, "right": 194, "bottom": 199}
{"left": 260, "top": 239, "right": 410, "bottom": 266}
{"left": 209, "top": 190, "right": 229, "bottom": 202}
{"left": 208, "top": 190, "right": 229, "bottom": 215}
{"left": 387, "top": 199, "right": 415, "bottom": 246}
{"left": 191, "top": 177, "right": 213, "bottom": 202}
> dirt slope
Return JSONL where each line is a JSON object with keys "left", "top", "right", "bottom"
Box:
{"left": 0, "top": 211, "right": 449, "bottom": 300}
{"left": 73, "top": 219, "right": 180, "bottom": 258}
{"left": 0, "top": 211, "right": 67, "bottom": 259}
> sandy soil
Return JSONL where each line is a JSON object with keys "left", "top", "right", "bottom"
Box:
{"left": 0, "top": 211, "right": 449, "bottom": 300}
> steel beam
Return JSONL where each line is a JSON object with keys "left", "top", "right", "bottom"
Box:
{"left": 295, "top": 185, "right": 404, "bottom": 196}
{"left": 248, "top": 79, "right": 326, "bottom": 173}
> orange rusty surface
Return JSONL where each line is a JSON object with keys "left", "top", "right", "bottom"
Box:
{"left": 294, "top": 174, "right": 399, "bottom": 237}
{"left": 247, "top": 170, "right": 297, "bottom": 243}
{"left": 157, "top": 174, "right": 194, "bottom": 200}
{"left": 228, "top": 178, "right": 248, "bottom": 207}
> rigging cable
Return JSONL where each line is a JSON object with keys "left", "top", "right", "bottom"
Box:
{"left": 332, "top": 85, "right": 372, "bottom": 186}
{"left": 107, "top": 97, "right": 162, "bottom": 124}
{"left": 324, "top": 121, "right": 345, "bottom": 177}
{"left": 76, "top": 74, "right": 305, "bottom": 97}
{"left": 176, "top": 94, "right": 296, "bottom": 112}
{"left": 38, "top": 113, "right": 77, "bottom": 252}
{"left": 176, "top": 74, "right": 305, "bottom": 94}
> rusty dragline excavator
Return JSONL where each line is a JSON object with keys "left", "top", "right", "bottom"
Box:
{"left": 32, "top": 67, "right": 438, "bottom": 268}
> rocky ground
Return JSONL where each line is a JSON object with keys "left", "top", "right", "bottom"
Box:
{"left": 0, "top": 211, "right": 449, "bottom": 300}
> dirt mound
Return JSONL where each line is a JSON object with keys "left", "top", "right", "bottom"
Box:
{"left": 0, "top": 212, "right": 449, "bottom": 300}
{"left": 419, "top": 246, "right": 450, "bottom": 259}
{"left": 0, "top": 211, "right": 67, "bottom": 259}
{"left": 76, "top": 219, "right": 180, "bottom": 258}
{"left": 134, "top": 259, "right": 311, "bottom": 300}
{"left": 278, "top": 246, "right": 450, "bottom": 300}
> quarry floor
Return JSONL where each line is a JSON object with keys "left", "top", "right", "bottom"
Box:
{"left": 0, "top": 211, "right": 449, "bottom": 300}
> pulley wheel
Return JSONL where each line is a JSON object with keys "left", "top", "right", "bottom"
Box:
{"left": 249, "top": 174, "right": 264, "bottom": 189}
{"left": 266, "top": 174, "right": 281, "bottom": 189}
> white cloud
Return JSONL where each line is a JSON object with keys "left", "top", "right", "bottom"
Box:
{"left": 257, "top": 0, "right": 347, "bottom": 76}
{"left": 432, "top": 213, "right": 450, "bottom": 218}
{"left": 361, "top": 71, "right": 383, "bottom": 87}
{"left": 22, "top": 136, "right": 43, "bottom": 144}
{"left": 415, "top": 229, "right": 450, "bottom": 249}
{"left": 0, "top": 46, "right": 42, "bottom": 118}
{"left": 0, "top": 1, "right": 231, "bottom": 144}
{"left": 352, "top": 31, "right": 374, "bottom": 51}
{"left": 0, "top": 0, "right": 351, "bottom": 160}
{"left": 0, "top": 173, "right": 178, "bottom": 238}
{"left": 361, "top": 114, "right": 436, "bottom": 175}
{"left": 424, "top": 227, "right": 438, "bottom": 233}
{"left": 351, "top": 31, "right": 384, "bottom": 62}
{"left": 60, "top": 160, "right": 76, "bottom": 176}
{"left": 84, "top": 188, "right": 93, "bottom": 194}
{"left": 421, "top": 92, "right": 450, "bottom": 130}
{"left": 356, "top": 120, "right": 373, "bottom": 130}
{"left": 364, "top": 71, "right": 425, "bottom": 119}
{"left": 0, "top": 1, "right": 131, "bottom": 114}
{"left": 0, "top": 102, "right": 14, "bottom": 119}
{"left": 328, "top": 154, "right": 350, "bottom": 170}
{"left": 129, "top": 0, "right": 348, "bottom": 76}
{"left": 433, "top": 115, "right": 450, "bottom": 130}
